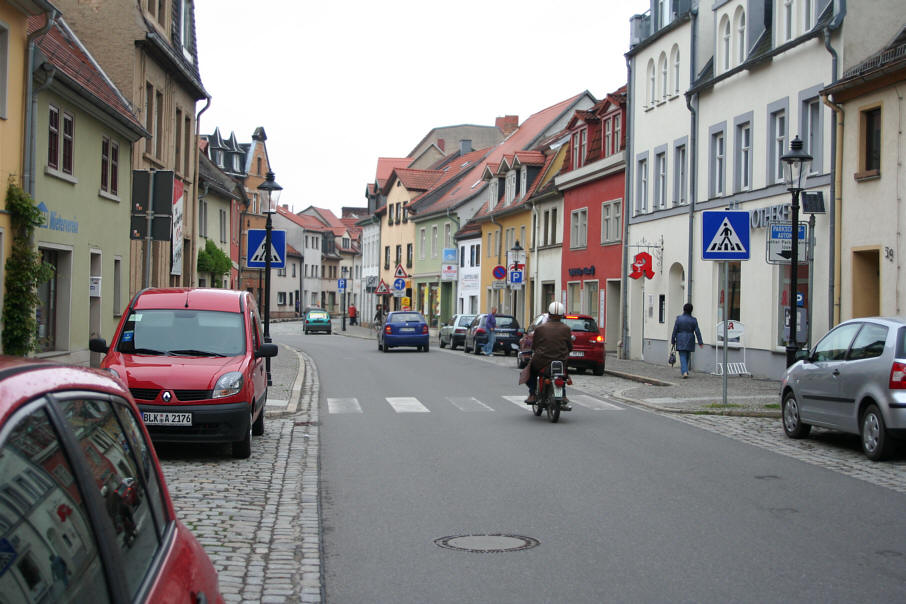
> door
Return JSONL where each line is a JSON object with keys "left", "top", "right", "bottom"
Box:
{"left": 835, "top": 321, "right": 889, "bottom": 432}
{"left": 797, "top": 322, "right": 861, "bottom": 425}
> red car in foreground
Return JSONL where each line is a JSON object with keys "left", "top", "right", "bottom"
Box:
{"left": 0, "top": 357, "right": 223, "bottom": 603}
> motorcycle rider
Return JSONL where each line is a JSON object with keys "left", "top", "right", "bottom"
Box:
{"left": 525, "top": 301, "right": 572, "bottom": 409}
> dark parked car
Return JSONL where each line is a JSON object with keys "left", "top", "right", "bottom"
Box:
{"left": 463, "top": 314, "right": 522, "bottom": 356}
{"left": 439, "top": 314, "right": 475, "bottom": 350}
{"left": 518, "top": 313, "right": 605, "bottom": 375}
{"left": 378, "top": 311, "right": 430, "bottom": 352}
{"left": 780, "top": 316, "right": 906, "bottom": 461}
{"left": 90, "top": 288, "right": 278, "bottom": 459}
{"left": 303, "top": 308, "right": 332, "bottom": 334}
{"left": 0, "top": 357, "right": 223, "bottom": 602}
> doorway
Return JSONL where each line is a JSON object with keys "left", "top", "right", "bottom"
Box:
{"left": 852, "top": 249, "right": 880, "bottom": 317}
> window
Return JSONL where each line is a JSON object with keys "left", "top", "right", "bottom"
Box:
{"left": 801, "top": 97, "right": 821, "bottom": 173}
{"left": 570, "top": 208, "right": 587, "bottom": 249}
{"left": 658, "top": 53, "right": 668, "bottom": 99}
{"left": 735, "top": 8, "right": 746, "bottom": 65}
{"left": 48, "top": 106, "right": 60, "bottom": 169}
{"left": 637, "top": 157, "right": 648, "bottom": 213}
{"left": 395, "top": 245, "right": 401, "bottom": 266}
{"left": 604, "top": 119, "right": 612, "bottom": 157}
{"left": 384, "top": 245, "right": 390, "bottom": 269}
{"left": 180, "top": 0, "right": 194, "bottom": 55}
{"left": 567, "top": 282, "right": 581, "bottom": 314}
{"left": 420, "top": 228, "right": 426, "bottom": 259}
{"left": 199, "top": 199, "right": 207, "bottom": 237}
{"left": 0, "top": 24, "right": 8, "bottom": 118}
{"left": 613, "top": 113, "right": 621, "bottom": 153}
{"left": 114, "top": 257, "right": 122, "bottom": 314}
{"left": 100, "top": 137, "right": 119, "bottom": 195}
{"left": 849, "top": 323, "right": 888, "bottom": 361}
{"left": 777, "top": 262, "right": 809, "bottom": 346}
{"left": 769, "top": 106, "right": 787, "bottom": 184}
{"left": 654, "top": 151, "right": 667, "bottom": 208}
{"left": 505, "top": 170, "right": 517, "bottom": 203}
{"left": 711, "top": 130, "right": 725, "bottom": 197}
{"left": 184, "top": 115, "right": 191, "bottom": 176}
{"left": 803, "top": 0, "right": 813, "bottom": 31}
{"left": 860, "top": 107, "right": 882, "bottom": 175}
{"left": 572, "top": 129, "right": 587, "bottom": 169}
{"left": 145, "top": 83, "right": 154, "bottom": 156}
{"left": 601, "top": 199, "right": 622, "bottom": 243}
{"left": 720, "top": 16, "right": 731, "bottom": 71}
{"left": 460, "top": 246, "right": 466, "bottom": 267}
{"left": 175, "top": 108, "right": 182, "bottom": 172}
{"left": 1, "top": 405, "right": 112, "bottom": 602}
{"left": 671, "top": 45, "right": 681, "bottom": 95}
{"left": 395, "top": 203, "right": 401, "bottom": 224}
{"left": 674, "top": 143, "right": 687, "bottom": 204}
{"left": 520, "top": 167, "right": 527, "bottom": 199}
{"left": 505, "top": 227, "right": 514, "bottom": 254}
{"left": 722, "top": 261, "right": 741, "bottom": 321}
{"left": 444, "top": 223, "right": 452, "bottom": 249}
{"left": 584, "top": 280, "right": 599, "bottom": 318}
{"left": 62, "top": 112, "right": 74, "bottom": 174}
{"left": 488, "top": 178, "right": 498, "bottom": 207}
{"left": 735, "top": 121, "right": 752, "bottom": 191}
{"left": 154, "top": 90, "right": 163, "bottom": 159}
{"left": 219, "top": 209, "right": 227, "bottom": 243}
{"left": 487, "top": 232, "right": 493, "bottom": 257}
{"left": 784, "top": 0, "right": 793, "bottom": 41}
{"left": 406, "top": 243, "right": 413, "bottom": 268}
{"left": 277, "top": 292, "right": 286, "bottom": 305}
{"left": 549, "top": 208, "right": 558, "bottom": 245}
{"left": 647, "top": 60, "right": 656, "bottom": 105}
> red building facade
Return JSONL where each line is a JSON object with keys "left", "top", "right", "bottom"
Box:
{"left": 556, "top": 87, "right": 627, "bottom": 349}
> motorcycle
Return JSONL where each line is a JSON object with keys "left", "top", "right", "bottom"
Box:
{"left": 531, "top": 360, "right": 571, "bottom": 423}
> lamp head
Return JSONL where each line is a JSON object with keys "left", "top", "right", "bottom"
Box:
{"left": 257, "top": 170, "right": 283, "bottom": 214}
{"left": 781, "top": 136, "right": 813, "bottom": 192}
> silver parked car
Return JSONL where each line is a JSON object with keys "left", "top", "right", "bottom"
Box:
{"left": 439, "top": 314, "right": 475, "bottom": 350}
{"left": 780, "top": 316, "right": 906, "bottom": 460}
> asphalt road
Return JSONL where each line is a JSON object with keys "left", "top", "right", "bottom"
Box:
{"left": 293, "top": 331, "right": 906, "bottom": 603}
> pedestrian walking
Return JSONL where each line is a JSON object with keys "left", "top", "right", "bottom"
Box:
{"left": 348, "top": 304, "right": 357, "bottom": 325}
{"left": 482, "top": 307, "right": 498, "bottom": 355}
{"left": 671, "top": 303, "right": 703, "bottom": 378}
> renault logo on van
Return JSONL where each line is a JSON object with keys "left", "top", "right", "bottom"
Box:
{"left": 162, "top": 391, "right": 172, "bottom": 402}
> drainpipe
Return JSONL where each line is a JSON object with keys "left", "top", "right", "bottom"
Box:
{"left": 821, "top": 22, "right": 843, "bottom": 326}
{"left": 531, "top": 199, "right": 540, "bottom": 318}
{"left": 24, "top": 9, "right": 59, "bottom": 197}
{"left": 446, "top": 207, "right": 460, "bottom": 320}
{"left": 685, "top": 4, "right": 699, "bottom": 304}
{"left": 193, "top": 95, "right": 212, "bottom": 286}
{"left": 620, "top": 55, "right": 634, "bottom": 360}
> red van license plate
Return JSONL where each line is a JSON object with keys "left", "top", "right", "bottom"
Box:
{"left": 142, "top": 412, "right": 192, "bottom": 426}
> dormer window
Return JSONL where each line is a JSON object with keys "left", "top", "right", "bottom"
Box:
{"left": 505, "top": 171, "right": 517, "bottom": 204}
{"left": 179, "top": 0, "right": 194, "bottom": 60}
{"left": 488, "top": 178, "right": 498, "bottom": 207}
{"left": 520, "top": 166, "right": 527, "bottom": 199}
{"left": 572, "top": 128, "right": 587, "bottom": 169}
{"left": 233, "top": 154, "right": 240, "bottom": 172}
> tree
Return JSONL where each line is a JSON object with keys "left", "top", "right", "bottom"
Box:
{"left": 196, "top": 238, "right": 231, "bottom": 287}
{"left": 2, "top": 179, "right": 54, "bottom": 355}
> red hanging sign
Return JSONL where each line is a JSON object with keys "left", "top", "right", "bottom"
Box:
{"left": 629, "top": 252, "right": 655, "bottom": 280}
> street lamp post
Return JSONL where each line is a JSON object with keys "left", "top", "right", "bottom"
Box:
{"left": 257, "top": 170, "right": 283, "bottom": 385}
{"left": 781, "top": 136, "right": 812, "bottom": 367}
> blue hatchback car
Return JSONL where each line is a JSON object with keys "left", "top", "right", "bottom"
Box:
{"left": 378, "top": 311, "right": 430, "bottom": 352}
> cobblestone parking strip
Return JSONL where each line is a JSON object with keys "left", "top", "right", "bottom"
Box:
{"left": 160, "top": 349, "right": 322, "bottom": 603}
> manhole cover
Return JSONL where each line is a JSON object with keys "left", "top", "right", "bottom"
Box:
{"left": 434, "top": 534, "right": 539, "bottom": 553}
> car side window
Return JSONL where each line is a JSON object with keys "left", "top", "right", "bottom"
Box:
{"left": 813, "top": 323, "right": 862, "bottom": 362}
{"left": 0, "top": 403, "right": 112, "bottom": 602}
{"left": 57, "top": 398, "right": 162, "bottom": 600}
{"left": 848, "top": 324, "right": 889, "bottom": 361}
{"left": 112, "top": 403, "right": 167, "bottom": 533}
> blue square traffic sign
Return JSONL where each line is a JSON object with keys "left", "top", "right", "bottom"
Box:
{"left": 247, "top": 229, "right": 286, "bottom": 269}
{"left": 702, "top": 211, "right": 750, "bottom": 261}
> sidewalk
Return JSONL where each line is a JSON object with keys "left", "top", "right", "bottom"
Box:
{"left": 335, "top": 320, "right": 782, "bottom": 417}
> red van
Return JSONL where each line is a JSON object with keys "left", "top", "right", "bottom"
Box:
{"left": 90, "top": 288, "right": 277, "bottom": 459}
{"left": 0, "top": 356, "right": 223, "bottom": 602}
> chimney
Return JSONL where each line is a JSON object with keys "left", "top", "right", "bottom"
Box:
{"left": 437, "top": 138, "right": 445, "bottom": 152}
{"left": 459, "top": 139, "right": 472, "bottom": 155}
{"left": 496, "top": 115, "right": 519, "bottom": 136}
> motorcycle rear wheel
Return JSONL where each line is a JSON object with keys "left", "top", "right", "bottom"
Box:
{"left": 545, "top": 388, "right": 561, "bottom": 423}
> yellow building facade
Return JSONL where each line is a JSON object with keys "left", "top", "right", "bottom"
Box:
{"left": 378, "top": 178, "right": 416, "bottom": 311}
{"left": 478, "top": 208, "right": 532, "bottom": 326}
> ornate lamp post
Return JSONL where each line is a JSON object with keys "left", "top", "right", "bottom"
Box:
{"left": 781, "top": 136, "right": 812, "bottom": 367}
{"left": 257, "top": 170, "right": 282, "bottom": 385}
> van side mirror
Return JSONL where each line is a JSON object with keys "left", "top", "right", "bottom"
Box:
{"left": 256, "top": 343, "right": 278, "bottom": 358}
{"left": 89, "top": 338, "right": 108, "bottom": 353}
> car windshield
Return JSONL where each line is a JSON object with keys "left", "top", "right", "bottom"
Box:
{"left": 308, "top": 311, "right": 329, "bottom": 320}
{"left": 458, "top": 315, "right": 475, "bottom": 326}
{"left": 495, "top": 317, "right": 518, "bottom": 329}
{"left": 564, "top": 317, "right": 598, "bottom": 332}
{"left": 116, "top": 309, "right": 246, "bottom": 356}
{"left": 390, "top": 312, "right": 423, "bottom": 323}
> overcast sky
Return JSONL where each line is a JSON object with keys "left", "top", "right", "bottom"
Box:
{"left": 194, "top": 0, "right": 643, "bottom": 217}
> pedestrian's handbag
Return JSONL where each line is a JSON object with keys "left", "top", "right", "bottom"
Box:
{"left": 668, "top": 345, "right": 676, "bottom": 367}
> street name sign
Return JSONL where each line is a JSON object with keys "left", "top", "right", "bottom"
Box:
{"left": 766, "top": 222, "right": 808, "bottom": 264}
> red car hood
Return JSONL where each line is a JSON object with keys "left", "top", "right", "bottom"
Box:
{"left": 104, "top": 353, "right": 245, "bottom": 390}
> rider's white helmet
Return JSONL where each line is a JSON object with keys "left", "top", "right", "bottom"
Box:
{"left": 548, "top": 301, "right": 565, "bottom": 316}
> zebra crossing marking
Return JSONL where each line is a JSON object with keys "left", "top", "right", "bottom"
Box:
{"left": 447, "top": 396, "right": 494, "bottom": 412}
{"left": 570, "top": 394, "right": 623, "bottom": 411}
{"left": 386, "top": 397, "right": 430, "bottom": 413}
{"left": 502, "top": 395, "right": 530, "bottom": 408}
{"left": 327, "top": 398, "right": 362, "bottom": 414}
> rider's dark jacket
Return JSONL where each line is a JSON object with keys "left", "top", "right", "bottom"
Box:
{"left": 530, "top": 320, "right": 572, "bottom": 371}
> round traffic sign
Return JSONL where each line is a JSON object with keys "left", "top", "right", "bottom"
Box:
{"left": 492, "top": 265, "right": 506, "bottom": 280}
{"left": 393, "top": 278, "right": 406, "bottom": 290}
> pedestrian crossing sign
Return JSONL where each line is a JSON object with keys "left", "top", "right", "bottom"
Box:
{"left": 375, "top": 279, "right": 391, "bottom": 295}
{"left": 702, "top": 211, "right": 750, "bottom": 261}
{"left": 247, "top": 229, "right": 286, "bottom": 268}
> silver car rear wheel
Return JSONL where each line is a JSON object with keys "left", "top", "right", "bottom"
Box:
{"left": 861, "top": 404, "right": 890, "bottom": 461}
